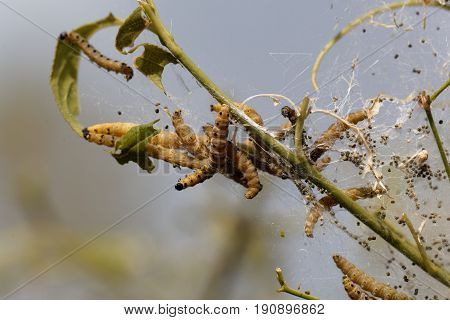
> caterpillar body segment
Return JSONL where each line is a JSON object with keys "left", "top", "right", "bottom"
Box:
{"left": 149, "top": 131, "right": 183, "bottom": 149}
{"left": 310, "top": 110, "right": 367, "bottom": 162}
{"left": 333, "top": 255, "right": 409, "bottom": 300}
{"left": 171, "top": 109, "right": 209, "bottom": 159}
{"left": 147, "top": 144, "right": 208, "bottom": 170}
{"left": 82, "top": 130, "right": 117, "bottom": 147}
{"left": 237, "top": 150, "right": 262, "bottom": 199}
{"left": 314, "top": 156, "right": 331, "bottom": 172}
{"left": 229, "top": 144, "right": 262, "bottom": 199}
{"left": 175, "top": 168, "right": 215, "bottom": 191}
{"left": 210, "top": 105, "right": 230, "bottom": 169}
{"left": 342, "top": 276, "right": 376, "bottom": 300}
{"left": 304, "top": 186, "right": 383, "bottom": 237}
{"left": 59, "top": 31, "right": 133, "bottom": 81}
{"left": 304, "top": 203, "right": 326, "bottom": 238}
{"left": 211, "top": 102, "right": 263, "bottom": 126}
{"left": 85, "top": 122, "right": 137, "bottom": 138}
{"left": 238, "top": 139, "right": 288, "bottom": 179}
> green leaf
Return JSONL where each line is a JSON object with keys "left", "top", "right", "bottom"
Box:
{"left": 115, "top": 8, "right": 156, "bottom": 54}
{"left": 112, "top": 120, "right": 160, "bottom": 173}
{"left": 50, "top": 13, "right": 122, "bottom": 136}
{"left": 133, "top": 44, "right": 178, "bottom": 93}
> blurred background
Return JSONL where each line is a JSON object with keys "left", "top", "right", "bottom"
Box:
{"left": 0, "top": 0, "right": 448, "bottom": 299}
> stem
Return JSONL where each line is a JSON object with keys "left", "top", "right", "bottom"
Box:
{"left": 430, "top": 77, "right": 450, "bottom": 103}
{"left": 401, "top": 213, "right": 431, "bottom": 272}
{"left": 420, "top": 80, "right": 450, "bottom": 179}
{"left": 275, "top": 268, "right": 319, "bottom": 300}
{"left": 140, "top": 0, "right": 450, "bottom": 288}
{"left": 311, "top": 0, "right": 450, "bottom": 91}
{"left": 294, "top": 97, "right": 310, "bottom": 158}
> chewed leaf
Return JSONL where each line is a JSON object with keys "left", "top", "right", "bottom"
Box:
{"left": 133, "top": 44, "right": 178, "bottom": 93}
{"left": 112, "top": 120, "right": 160, "bottom": 173}
{"left": 50, "top": 13, "right": 121, "bottom": 136}
{"left": 116, "top": 8, "right": 155, "bottom": 54}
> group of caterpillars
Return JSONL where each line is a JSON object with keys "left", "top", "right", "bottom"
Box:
{"left": 64, "top": 25, "right": 389, "bottom": 236}
{"left": 83, "top": 103, "right": 290, "bottom": 199}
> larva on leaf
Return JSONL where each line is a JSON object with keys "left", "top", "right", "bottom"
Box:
{"left": 333, "top": 255, "right": 410, "bottom": 300}
{"left": 59, "top": 31, "right": 134, "bottom": 81}
{"left": 342, "top": 276, "right": 376, "bottom": 300}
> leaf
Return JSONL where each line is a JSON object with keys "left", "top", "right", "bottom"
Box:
{"left": 115, "top": 8, "right": 156, "bottom": 54}
{"left": 133, "top": 44, "right": 178, "bottom": 93}
{"left": 50, "top": 13, "right": 122, "bottom": 136}
{"left": 112, "top": 120, "right": 160, "bottom": 173}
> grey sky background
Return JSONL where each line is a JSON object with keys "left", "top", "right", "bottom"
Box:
{"left": 0, "top": 0, "right": 448, "bottom": 299}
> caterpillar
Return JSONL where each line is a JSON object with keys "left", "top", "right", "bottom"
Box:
{"left": 209, "top": 105, "right": 230, "bottom": 169}
{"left": 83, "top": 123, "right": 182, "bottom": 149}
{"left": 211, "top": 102, "right": 264, "bottom": 126}
{"left": 59, "top": 31, "right": 134, "bottom": 81}
{"left": 175, "top": 168, "right": 214, "bottom": 191}
{"left": 310, "top": 109, "right": 367, "bottom": 162}
{"left": 84, "top": 122, "right": 137, "bottom": 138}
{"left": 342, "top": 276, "right": 376, "bottom": 300}
{"left": 333, "top": 255, "right": 410, "bottom": 300}
{"left": 82, "top": 131, "right": 118, "bottom": 147}
{"left": 170, "top": 109, "right": 210, "bottom": 159}
{"left": 233, "top": 148, "right": 263, "bottom": 199}
{"left": 304, "top": 186, "right": 382, "bottom": 237}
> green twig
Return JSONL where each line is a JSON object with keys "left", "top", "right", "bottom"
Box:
{"left": 401, "top": 213, "right": 431, "bottom": 272}
{"left": 275, "top": 268, "right": 319, "bottom": 300}
{"left": 140, "top": 0, "right": 450, "bottom": 288}
{"left": 294, "top": 97, "right": 310, "bottom": 158}
{"left": 418, "top": 82, "right": 450, "bottom": 179}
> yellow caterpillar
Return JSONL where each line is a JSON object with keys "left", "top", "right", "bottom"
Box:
{"left": 333, "top": 255, "right": 409, "bottom": 300}
{"left": 59, "top": 31, "right": 133, "bottom": 81}
{"left": 304, "top": 186, "right": 381, "bottom": 237}
{"left": 342, "top": 276, "right": 376, "bottom": 300}
{"left": 170, "top": 109, "right": 209, "bottom": 159}
{"left": 211, "top": 102, "right": 263, "bottom": 126}
{"left": 83, "top": 123, "right": 182, "bottom": 149}
{"left": 175, "top": 168, "right": 214, "bottom": 191}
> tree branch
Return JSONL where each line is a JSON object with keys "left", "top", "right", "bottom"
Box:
{"left": 140, "top": 0, "right": 450, "bottom": 288}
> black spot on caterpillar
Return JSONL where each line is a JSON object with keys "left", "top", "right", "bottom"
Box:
{"left": 59, "top": 31, "right": 133, "bottom": 81}
{"left": 333, "top": 255, "right": 410, "bottom": 300}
